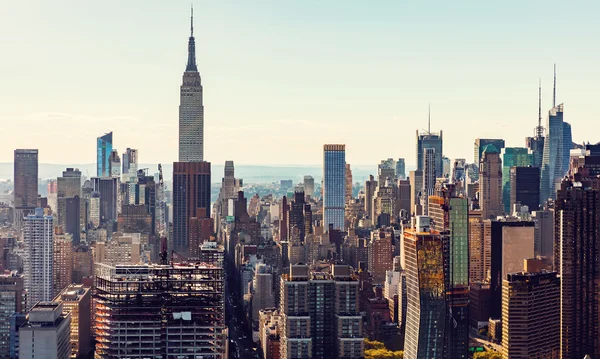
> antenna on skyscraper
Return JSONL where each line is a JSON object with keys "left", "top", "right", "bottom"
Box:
{"left": 428, "top": 103, "right": 431, "bottom": 135}
{"left": 553, "top": 64, "right": 556, "bottom": 108}
{"left": 536, "top": 78, "right": 544, "bottom": 138}
{"left": 190, "top": 3, "right": 194, "bottom": 37}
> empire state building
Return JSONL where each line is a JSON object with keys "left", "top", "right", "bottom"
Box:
{"left": 179, "top": 7, "right": 204, "bottom": 162}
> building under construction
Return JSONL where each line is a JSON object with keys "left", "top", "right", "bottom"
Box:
{"left": 94, "top": 263, "right": 225, "bottom": 359}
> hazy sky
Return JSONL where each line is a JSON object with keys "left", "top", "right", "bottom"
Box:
{"left": 1, "top": 1, "right": 599, "bottom": 166}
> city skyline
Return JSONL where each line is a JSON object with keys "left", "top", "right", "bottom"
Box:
{"left": 2, "top": 1, "right": 599, "bottom": 165}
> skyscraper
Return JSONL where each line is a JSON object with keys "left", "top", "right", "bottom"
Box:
{"left": 416, "top": 130, "right": 443, "bottom": 177}
{"left": 13, "top": 149, "right": 38, "bottom": 229}
{"left": 19, "top": 302, "right": 71, "bottom": 359}
{"left": 501, "top": 272, "right": 560, "bottom": 359}
{"left": 479, "top": 144, "right": 503, "bottom": 219}
{"left": 96, "top": 132, "right": 113, "bottom": 177}
{"left": 364, "top": 175, "right": 377, "bottom": 221}
{"left": 428, "top": 186, "right": 469, "bottom": 359}
{"left": 403, "top": 216, "right": 445, "bottom": 359}
{"left": 396, "top": 158, "right": 406, "bottom": 179}
{"left": 409, "top": 170, "right": 423, "bottom": 216}
{"left": 378, "top": 158, "right": 396, "bottom": 185}
{"left": 122, "top": 148, "right": 138, "bottom": 178}
{"left": 509, "top": 166, "right": 540, "bottom": 212}
{"left": 540, "top": 103, "right": 566, "bottom": 203}
{"left": 303, "top": 175, "right": 315, "bottom": 198}
{"left": 279, "top": 264, "right": 363, "bottom": 359}
{"left": 23, "top": 208, "right": 54, "bottom": 309}
{"left": 91, "top": 177, "right": 119, "bottom": 225}
{"left": 0, "top": 273, "right": 24, "bottom": 358}
{"left": 501, "top": 147, "right": 532, "bottom": 212}
{"left": 323, "top": 144, "right": 345, "bottom": 231}
{"left": 178, "top": 8, "right": 204, "bottom": 162}
{"left": 172, "top": 161, "right": 211, "bottom": 256}
{"left": 422, "top": 148, "right": 436, "bottom": 216}
{"left": 109, "top": 150, "right": 121, "bottom": 177}
{"left": 474, "top": 139, "right": 505, "bottom": 166}
{"left": 345, "top": 163, "right": 353, "bottom": 203}
{"left": 555, "top": 177, "right": 600, "bottom": 358}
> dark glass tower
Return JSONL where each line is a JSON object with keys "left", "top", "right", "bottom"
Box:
{"left": 323, "top": 144, "right": 345, "bottom": 231}
{"left": 417, "top": 130, "right": 443, "bottom": 177}
{"left": 509, "top": 166, "right": 540, "bottom": 211}
{"left": 13, "top": 149, "right": 38, "bottom": 209}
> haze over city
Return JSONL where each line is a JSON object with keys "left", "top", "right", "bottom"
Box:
{"left": 2, "top": 1, "right": 599, "bottom": 166}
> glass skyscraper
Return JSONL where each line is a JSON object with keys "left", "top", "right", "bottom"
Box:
{"left": 403, "top": 218, "right": 445, "bottom": 359}
{"left": 96, "top": 132, "right": 113, "bottom": 177}
{"left": 416, "top": 130, "right": 443, "bottom": 177}
{"left": 502, "top": 147, "right": 533, "bottom": 213}
{"left": 540, "top": 104, "right": 565, "bottom": 203}
{"left": 323, "top": 144, "right": 346, "bottom": 231}
{"left": 562, "top": 121, "right": 572, "bottom": 175}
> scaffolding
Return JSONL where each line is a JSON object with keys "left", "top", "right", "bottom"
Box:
{"left": 94, "top": 263, "right": 225, "bottom": 359}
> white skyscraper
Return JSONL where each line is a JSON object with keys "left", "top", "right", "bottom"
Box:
{"left": 178, "top": 7, "right": 204, "bottom": 162}
{"left": 23, "top": 208, "right": 54, "bottom": 309}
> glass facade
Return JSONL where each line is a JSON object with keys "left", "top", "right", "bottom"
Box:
{"left": 416, "top": 131, "right": 443, "bottom": 176}
{"left": 502, "top": 148, "right": 533, "bottom": 213}
{"left": 96, "top": 132, "right": 113, "bottom": 177}
{"left": 540, "top": 104, "right": 564, "bottom": 203}
{"left": 323, "top": 145, "right": 346, "bottom": 231}
{"left": 404, "top": 230, "right": 445, "bottom": 359}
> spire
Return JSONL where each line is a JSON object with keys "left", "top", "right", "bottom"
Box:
{"left": 185, "top": 4, "right": 198, "bottom": 72}
{"left": 553, "top": 63, "right": 556, "bottom": 108}
{"left": 428, "top": 103, "right": 431, "bottom": 134}
{"left": 538, "top": 78, "right": 542, "bottom": 128}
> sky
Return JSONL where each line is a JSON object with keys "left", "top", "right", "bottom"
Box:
{"left": 1, "top": 1, "right": 599, "bottom": 166}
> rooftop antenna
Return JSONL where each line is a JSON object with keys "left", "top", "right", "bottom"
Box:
{"left": 535, "top": 79, "right": 544, "bottom": 137}
{"left": 190, "top": 3, "right": 194, "bottom": 37}
{"left": 428, "top": 103, "right": 431, "bottom": 134}
{"left": 553, "top": 64, "right": 556, "bottom": 108}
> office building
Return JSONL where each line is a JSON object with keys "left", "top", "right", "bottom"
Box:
{"left": 502, "top": 148, "right": 532, "bottom": 212}
{"left": 364, "top": 175, "right": 377, "bottom": 222}
{"left": 479, "top": 144, "right": 503, "bottom": 219}
{"left": 395, "top": 179, "right": 411, "bottom": 221}
{"left": 55, "top": 284, "right": 92, "bottom": 359}
{"left": 172, "top": 161, "right": 211, "bottom": 256}
{"left": 279, "top": 264, "right": 363, "bottom": 359}
{"left": 13, "top": 149, "right": 38, "bottom": 229}
{"left": 409, "top": 170, "right": 423, "bottom": 216}
{"left": 540, "top": 104, "right": 566, "bottom": 203}
{"left": 489, "top": 220, "right": 534, "bottom": 319}
{"left": 323, "top": 144, "right": 346, "bottom": 231}
{"left": 531, "top": 209, "right": 553, "bottom": 260}
{"left": 509, "top": 166, "right": 540, "bottom": 212}
{"left": 555, "top": 178, "right": 600, "bottom": 358}
{"left": 372, "top": 180, "right": 394, "bottom": 227}
{"left": 288, "top": 190, "right": 311, "bottom": 242}
{"left": 109, "top": 150, "right": 121, "bottom": 177}
{"left": 474, "top": 139, "right": 505, "bottom": 166}
{"left": 563, "top": 121, "right": 573, "bottom": 175}
{"left": 91, "top": 177, "right": 119, "bottom": 225}
{"left": 416, "top": 128, "right": 443, "bottom": 176}
{"left": 122, "top": 148, "right": 138, "bottom": 179}
{"left": 378, "top": 159, "right": 396, "bottom": 185}
{"left": 0, "top": 273, "right": 24, "bottom": 359}
{"left": 179, "top": 9, "right": 204, "bottom": 162}
{"left": 96, "top": 132, "right": 113, "bottom": 177}
{"left": 23, "top": 208, "right": 54, "bottom": 309}
{"left": 469, "top": 282, "right": 491, "bottom": 329}
{"left": 403, "top": 216, "right": 445, "bottom": 359}
{"left": 428, "top": 186, "right": 469, "bottom": 359}
{"left": 53, "top": 231, "right": 73, "bottom": 296}
{"left": 422, "top": 148, "right": 436, "bottom": 215}
{"left": 19, "top": 301, "right": 71, "bottom": 359}
{"left": 93, "top": 233, "right": 141, "bottom": 265}
{"left": 94, "top": 263, "right": 225, "bottom": 359}
{"left": 468, "top": 211, "right": 491, "bottom": 283}
{"left": 345, "top": 163, "right": 353, "bottom": 203}
{"left": 303, "top": 175, "right": 314, "bottom": 198}
{"left": 252, "top": 263, "right": 275, "bottom": 321}
{"left": 396, "top": 158, "right": 406, "bottom": 179}
{"left": 368, "top": 229, "right": 393, "bottom": 284}
{"left": 501, "top": 272, "right": 560, "bottom": 359}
